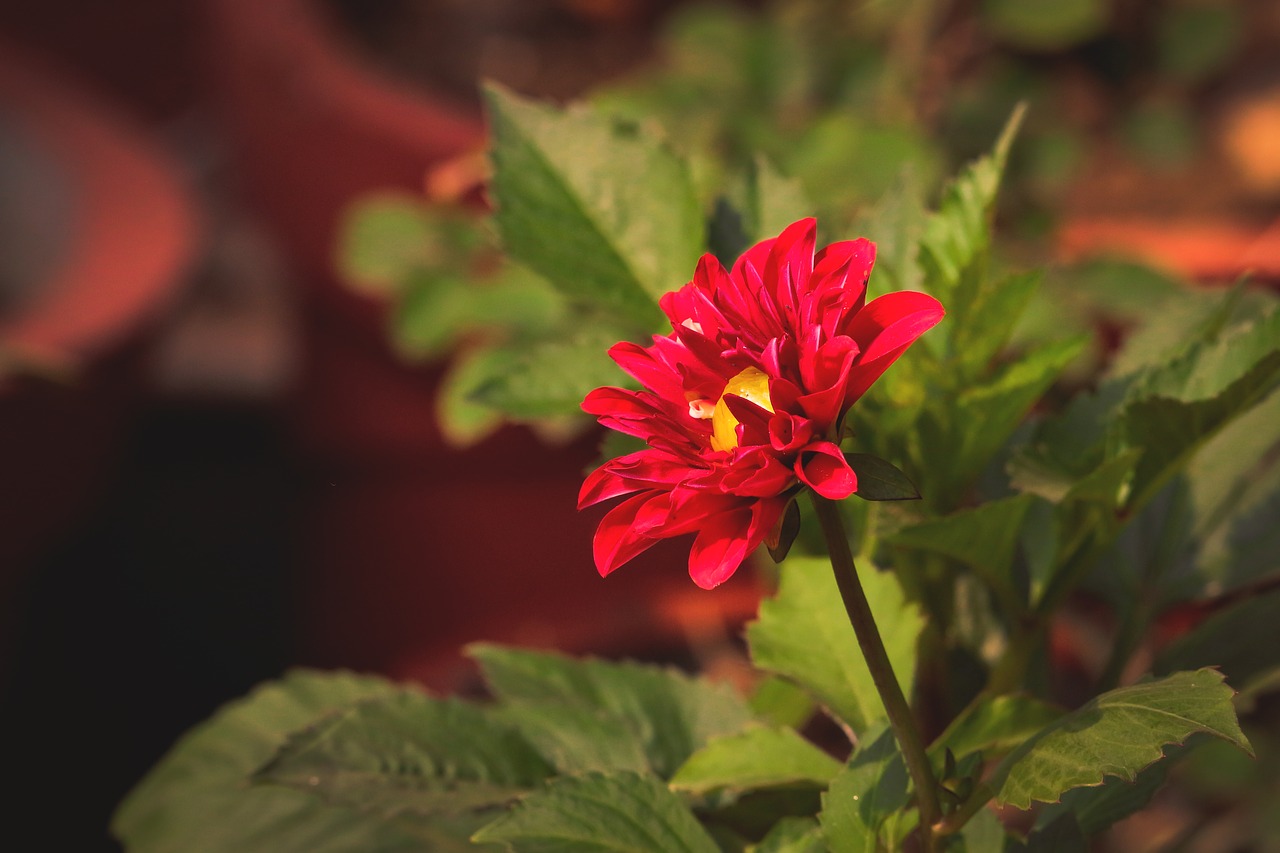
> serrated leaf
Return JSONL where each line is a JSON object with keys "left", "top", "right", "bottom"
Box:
{"left": 994, "top": 669, "right": 1252, "bottom": 810}
{"left": 254, "top": 693, "right": 551, "bottom": 817}
{"left": 818, "top": 727, "right": 911, "bottom": 853}
{"left": 949, "top": 271, "right": 1043, "bottom": 378}
{"left": 932, "top": 695, "right": 1063, "bottom": 762}
{"left": 112, "top": 671, "right": 472, "bottom": 852}
{"left": 950, "top": 336, "right": 1087, "bottom": 485}
{"left": 471, "top": 325, "right": 633, "bottom": 419}
{"left": 747, "top": 557, "right": 923, "bottom": 734}
{"left": 1035, "top": 742, "right": 1183, "bottom": 837}
{"left": 471, "top": 771, "right": 720, "bottom": 853}
{"left": 1112, "top": 308, "right": 1280, "bottom": 509}
{"left": 919, "top": 105, "right": 1024, "bottom": 295}
{"left": 670, "top": 726, "right": 842, "bottom": 795}
{"left": 855, "top": 170, "right": 926, "bottom": 295}
{"left": 469, "top": 644, "right": 755, "bottom": 779}
{"left": 495, "top": 701, "right": 653, "bottom": 776}
{"left": 888, "top": 495, "right": 1037, "bottom": 606}
{"left": 486, "top": 86, "right": 702, "bottom": 327}
{"left": 846, "top": 453, "right": 920, "bottom": 501}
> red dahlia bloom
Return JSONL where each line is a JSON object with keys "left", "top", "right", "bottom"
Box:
{"left": 579, "top": 218, "right": 944, "bottom": 589}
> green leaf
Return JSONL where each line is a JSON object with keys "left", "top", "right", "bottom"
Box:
{"left": 1018, "top": 814, "right": 1088, "bottom": 852}
{"left": 747, "top": 557, "right": 924, "bottom": 734}
{"left": 846, "top": 453, "right": 921, "bottom": 501}
{"left": 749, "top": 817, "right": 825, "bottom": 853}
{"left": 919, "top": 105, "right": 1023, "bottom": 296}
{"left": 437, "top": 346, "right": 510, "bottom": 446}
{"left": 471, "top": 323, "right": 634, "bottom": 419}
{"left": 950, "top": 336, "right": 1087, "bottom": 485}
{"left": 949, "top": 271, "right": 1043, "bottom": 378}
{"left": 495, "top": 701, "right": 653, "bottom": 776}
{"left": 855, "top": 170, "right": 925, "bottom": 295}
{"left": 994, "top": 669, "right": 1252, "bottom": 810}
{"left": 337, "top": 195, "right": 480, "bottom": 293}
{"left": 469, "top": 644, "right": 755, "bottom": 779}
{"left": 254, "top": 693, "right": 551, "bottom": 816}
{"left": 486, "top": 85, "right": 703, "bottom": 327}
{"left": 670, "top": 726, "right": 842, "bottom": 795}
{"left": 112, "top": 671, "right": 470, "bottom": 852}
{"left": 1035, "top": 743, "right": 1183, "bottom": 837}
{"left": 1112, "top": 308, "right": 1280, "bottom": 509}
{"left": 888, "top": 495, "right": 1037, "bottom": 607}
{"left": 749, "top": 675, "right": 817, "bottom": 730}
{"left": 818, "top": 728, "right": 911, "bottom": 853}
{"left": 471, "top": 771, "right": 721, "bottom": 853}
{"left": 932, "top": 695, "right": 1063, "bottom": 762}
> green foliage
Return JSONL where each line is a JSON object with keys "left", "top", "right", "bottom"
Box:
{"left": 747, "top": 556, "right": 924, "bottom": 734}
{"left": 253, "top": 694, "right": 552, "bottom": 816}
{"left": 111, "top": 671, "right": 479, "bottom": 853}
{"left": 818, "top": 728, "right": 911, "bottom": 853}
{"left": 993, "top": 669, "right": 1251, "bottom": 810}
{"left": 486, "top": 84, "right": 702, "bottom": 329}
{"left": 471, "top": 771, "right": 721, "bottom": 853}
{"left": 469, "top": 644, "right": 755, "bottom": 780}
{"left": 669, "top": 726, "right": 842, "bottom": 796}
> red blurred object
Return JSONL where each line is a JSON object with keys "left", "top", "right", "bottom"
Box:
{"left": 0, "top": 43, "right": 200, "bottom": 664}
{"left": 203, "top": 0, "right": 762, "bottom": 680}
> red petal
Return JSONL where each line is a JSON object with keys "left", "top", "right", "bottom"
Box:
{"left": 796, "top": 443, "right": 857, "bottom": 499}
{"left": 687, "top": 508, "right": 755, "bottom": 589}
{"left": 593, "top": 493, "right": 663, "bottom": 576}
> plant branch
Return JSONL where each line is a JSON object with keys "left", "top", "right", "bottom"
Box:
{"left": 811, "top": 494, "right": 943, "bottom": 849}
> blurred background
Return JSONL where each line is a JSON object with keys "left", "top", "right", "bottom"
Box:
{"left": 1, "top": 0, "right": 1277, "bottom": 849}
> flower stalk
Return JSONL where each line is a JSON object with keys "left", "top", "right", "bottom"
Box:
{"left": 810, "top": 494, "right": 942, "bottom": 850}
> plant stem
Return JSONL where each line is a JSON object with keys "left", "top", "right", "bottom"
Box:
{"left": 810, "top": 494, "right": 942, "bottom": 849}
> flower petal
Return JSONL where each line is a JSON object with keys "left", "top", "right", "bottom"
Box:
{"left": 592, "top": 493, "right": 663, "bottom": 576}
{"left": 796, "top": 442, "right": 858, "bottom": 499}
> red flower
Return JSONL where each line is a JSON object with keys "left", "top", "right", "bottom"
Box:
{"left": 579, "top": 218, "right": 944, "bottom": 588}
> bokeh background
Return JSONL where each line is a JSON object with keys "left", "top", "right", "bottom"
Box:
{"left": 1, "top": 0, "right": 1277, "bottom": 850}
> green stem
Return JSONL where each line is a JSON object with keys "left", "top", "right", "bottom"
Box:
{"left": 811, "top": 494, "right": 942, "bottom": 849}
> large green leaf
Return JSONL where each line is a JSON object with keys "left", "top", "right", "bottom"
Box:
{"left": 1034, "top": 743, "right": 1182, "bottom": 837}
{"left": 470, "top": 323, "right": 634, "bottom": 419}
{"left": 253, "top": 693, "right": 551, "bottom": 817}
{"left": 818, "top": 728, "right": 912, "bottom": 853}
{"left": 669, "top": 725, "right": 842, "bottom": 795}
{"left": 747, "top": 557, "right": 924, "bottom": 734}
{"left": 994, "top": 669, "right": 1251, "bottom": 810}
{"left": 888, "top": 495, "right": 1037, "bottom": 607}
{"left": 949, "top": 336, "right": 1087, "bottom": 486}
{"left": 112, "top": 671, "right": 471, "bottom": 852}
{"left": 471, "top": 771, "right": 721, "bottom": 853}
{"left": 494, "top": 701, "right": 653, "bottom": 776}
{"left": 1110, "top": 307, "right": 1280, "bottom": 509}
{"left": 919, "top": 105, "right": 1023, "bottom": 299}
{"left": 486, "top": 85, "right": 703, "bottom": 327}
{"left": 469, "top": 644, "right": 755, "bottom": 779}
{"left": 931, "top": 694, "right": 1063, "bottom": 762}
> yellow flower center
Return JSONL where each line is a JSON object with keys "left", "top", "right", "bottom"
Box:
{"left": 710, "top": 367, "right": 774, "bottom": 452}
